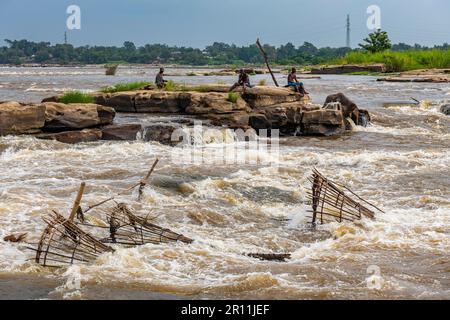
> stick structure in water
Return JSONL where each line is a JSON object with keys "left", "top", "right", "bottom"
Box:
{"left": 307, "top": 168, "right": 380, "bottom": 224}
{"left": 32, "top": 211, "right": 114, "bottom": 268}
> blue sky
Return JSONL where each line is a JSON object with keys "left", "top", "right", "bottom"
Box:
{"left": 0, "top": 0, "right": 449, "bottom": 48}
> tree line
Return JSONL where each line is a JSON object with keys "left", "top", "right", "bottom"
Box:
{"left": 0, "top": 38, "right": 448, "bottom": 66}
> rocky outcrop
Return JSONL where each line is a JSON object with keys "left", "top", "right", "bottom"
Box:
{"left": 43, "top": 103, "right": 115, "bottom": 132}
{"left": 1, "top": 101, "right": 116, "bottom": 143}
{"left": 90, "top": 86, "right": 310, "bottom": 130}
{"left": 249, "top": 104, "right": 346, "bottom": 136}
{"left": 32, "top": 86, "right": 368, "bottom": 141}
{"left": 301, "top": 109, "right": 346, "bottom": 136}
{"left": 309, "top": 64, "right": 386, "bottom": 74}
{"left": 0, "top": 102, "right": 46, "bottom": 135}
{"left": 36, "top": 128, "right": 102, "bottom": 144}
{"left": 91, "top": 86, "right": 308, "bottom": 113}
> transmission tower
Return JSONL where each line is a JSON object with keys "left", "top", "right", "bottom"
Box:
{"left": 346, "top": 14, "right": 351, "bottom": 48}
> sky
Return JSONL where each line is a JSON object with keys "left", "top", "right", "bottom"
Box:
{"left": 0, "top": 0, "right": 449, "bottom": 48}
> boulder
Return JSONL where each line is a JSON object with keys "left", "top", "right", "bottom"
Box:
{"left": 302, "top": 109, "right": 344, "bottom": 125}
{"left": 101, "top": 124, "right": 142, "bottom": 140}
{"left": 43, "top": 103, "right": 115, "bottom": 132}
{"left": 440, "top": 104, "right": 450, "bottom": 115}
{"left": 36, "top": 128, "right": 102, "bottom": 144}
{"left": 208, "top": 112, "right": 250, "bottom": 129}
{"left": 249, "top": 114, "right": 272, "bottom": 130}
{"left": 0, "top": 102, "right": 46, "bottom": 135}
{"left": 242, "top": 87, "right": 309, "bottom": 109}
{"left": 94, "top": 92, "right": 136, "bottom": 112}
{"left": 263, "top": 107, "right": 288, "bottom": 127}
{"left": 41, "top": 96, "right": 59, "bottom": 103}
{"left": 97, "top": 105, "right": 116, "bottom": 124}
{"left": 142, "top": 124, "right": 182, "bottom": 145}
{"left": 301, "top": 109, "right": 346, "bottom": 136}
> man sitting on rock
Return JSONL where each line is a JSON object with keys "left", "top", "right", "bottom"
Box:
{"left": 229, "top": 69, "right": 252, "bottom": 93}
{"left": 287, "top": 68, "right": 309, "bottom": 96}
{"left": 155, "top": 67, "right": 168, "bottom": 88}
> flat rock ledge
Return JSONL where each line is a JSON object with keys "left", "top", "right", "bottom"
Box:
{"left": 307, "top": 64, "right": 387, "bottom": 74}
{"left": 377, "top": 69, "right": 450, "bottom": 83}
{"left": 0, "top": 101, "right": 115, "bottom": 143}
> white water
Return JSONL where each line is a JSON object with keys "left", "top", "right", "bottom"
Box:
{"left": 0, "top": 66, "right": 449, "bottom": 299}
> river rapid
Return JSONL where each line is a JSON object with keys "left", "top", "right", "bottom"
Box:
{"left": 0, "top": 66, "right": 449, "bottom": 299}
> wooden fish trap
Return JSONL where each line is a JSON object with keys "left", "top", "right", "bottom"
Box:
{"left": 31, "top": 211, "right": 114, "bottom": 268}
{"left": 307, "top": 168, "right": 383, "bottom": 224}
{"left": 78, "top": 203, "right": 193, "bottom": 246}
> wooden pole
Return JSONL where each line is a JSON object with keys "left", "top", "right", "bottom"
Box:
{"left": 256, "top": 38, "right": 279, "bottom": 87}
{"left": 138, "top": 158, "right": 159, "bottom": 200}
{"left": 69, "top": 182, "right": 86, "bottom": 221}
{"left": 84, "top": 158, "right": 160, "bottom": 213}
{"left": 141, "top": 158, "right": 159, "bottom": 185}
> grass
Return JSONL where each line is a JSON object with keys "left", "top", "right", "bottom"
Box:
{"left": 59, "top": 91, "right": 95, "bottom": 104}
{"left": 333, "top": 49, "right": 450, "bottom": 72}
{"left": 227, "top": 92, "right": 239, "bottom": 103}
{"left": 164, "top": 80, "right": 177, "bottom": 91}
{"left": 101, "top": 81, "right": 151, "bottom": 93}
{"left": 257, "top": 79, "right": 267, "bottom": 86}
{"left": 164, "top": 80, "right": 213, "bottom": 93}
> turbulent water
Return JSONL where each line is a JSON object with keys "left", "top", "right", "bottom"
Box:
{"left": 0, "top": 66, "right": 449, "bottom": 300}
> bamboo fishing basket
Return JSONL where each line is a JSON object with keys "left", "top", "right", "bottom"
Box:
{"left": 78, "top": 203, "right": 193, "bottom": 246}
{"left": 31, "top": 211, "right": 114, "bottom": 268}
{"left": 307, "top": 168, "right": 383, "bottom": 224}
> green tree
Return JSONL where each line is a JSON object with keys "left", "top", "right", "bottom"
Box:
{"left": 359, "top": 29, "right": 392, "bottom": 53}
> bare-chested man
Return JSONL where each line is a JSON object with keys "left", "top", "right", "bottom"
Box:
{"left": 287, "top": 68, "right": 308, "bottom": 96}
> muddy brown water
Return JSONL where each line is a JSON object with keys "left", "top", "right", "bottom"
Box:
{"left": 0, "top": 66, "right": 449, "bottom": 299}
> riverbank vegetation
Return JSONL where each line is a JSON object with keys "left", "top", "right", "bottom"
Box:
{"left": 59, "top": 91, "right": 94, "bottom": 104}
{"left": 101, "top": 81, "right": 151, "bottom": 93}
{"left": 1, "top": 39, "right": 449, "bottom": 73}
{"left": 334, "top": 49, "right": 450, "bottom": 72}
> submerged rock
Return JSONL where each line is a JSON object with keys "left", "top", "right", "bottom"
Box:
{"left": 101, "top": 124, "right": 142, "bottom": 140}
{"left": 36, "top": 128, "right": 102, "bottom": 144}
{"left": 142, "top": 124, "right": 182, "bottom": 145}
{"left": 440, "top": 104, "right": 450, "bottom": 115}
{"left": 0, "top": 102, "right": 46, "bottom": 135}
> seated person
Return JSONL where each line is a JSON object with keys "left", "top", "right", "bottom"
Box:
{"left": 287, "top": 68, "right": 309, "bottom": 95}
{"left": 155, "top": 67, "right": 167, "bottom": 88}
{"left": 229, "top": 69, "right": 253, "bottom": 93}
